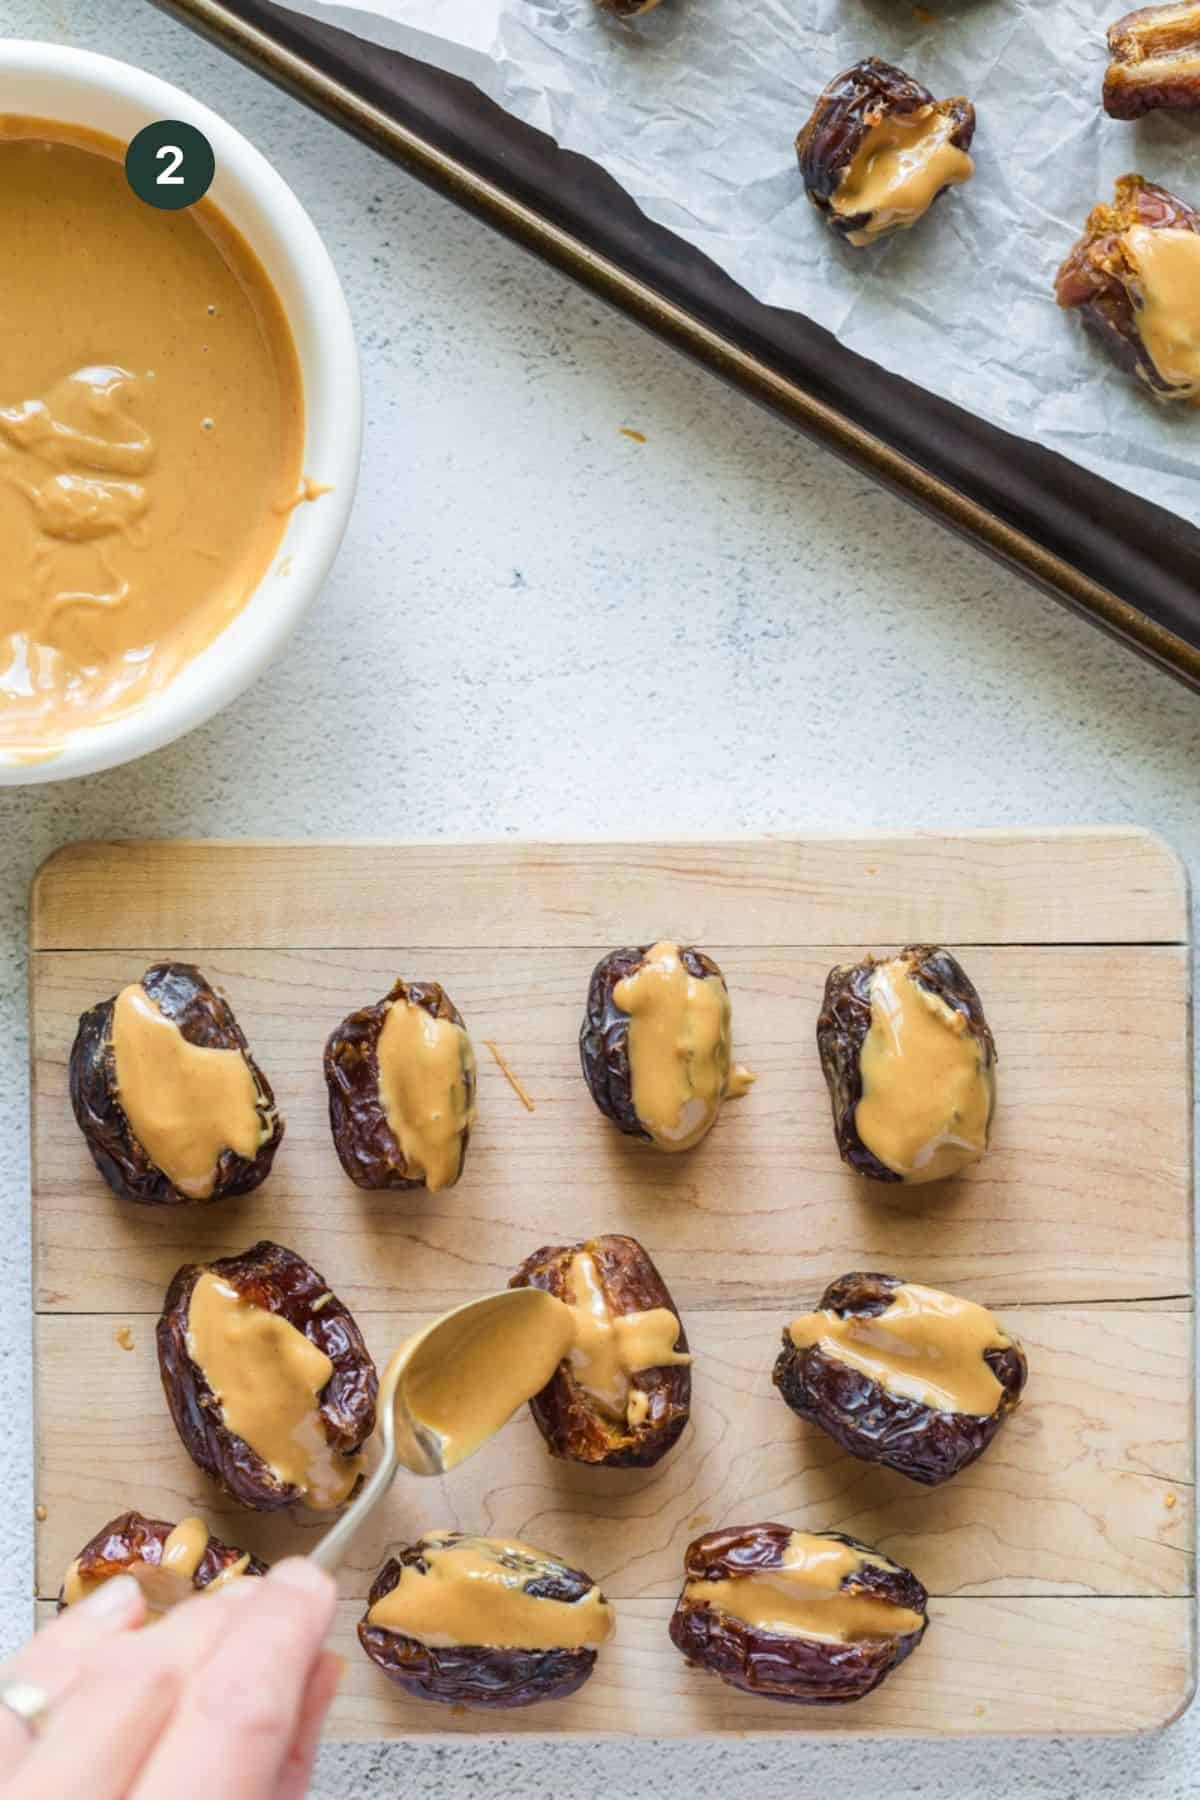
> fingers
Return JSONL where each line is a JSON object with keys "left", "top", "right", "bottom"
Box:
{"left": 4, "top": 1575, "right": 146, "bottom": 1681}
{"left": 130, "top": 1559, "right": 337, "bottom": 1800}
{"left": 272, "top": 1653, "right": 343, "bottom": 1800}
{"left": 0, "top": 1577, "right": 146, "bottom": 1767}
{"left": 6, "top": 1640, "right": 180, "bottom": 1800}
{"left": 0, "top": 1560, "right": 337, "bottom": 1800}
{"left": 5, "top": 1576, "right": 260, "bottom": 1800}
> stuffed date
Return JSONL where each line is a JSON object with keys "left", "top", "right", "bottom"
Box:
{"left": 817, "top": 944, "right": 996, "bottom": 1185}
{"left": 579, "top": 941, "right": 753, "bottom": 1151}
{"left": 69, "top": 961, "right": 283, "bottom": 1207}
{"left": 1105, "top": 4, "right": 1200, "bottom": 119}
{"left": 1056, "top": 174, "right": 1200, "bottom": 403}
{"left": 157, "top": 1240, "right": 377, "bottom": 1512}
{"left": 510, "top": 1233, "right": 691, "bottom": 1467}
{"left": 773, "top": 1272, "right": 1027, "bottom": 1486}
{"left": 796, "top": 58, "right": 975, "bottom": 246}
{"left": 669, "top": 1524, "right": 928, "bottom": 1703}
{"left": 325, "top": 978, "right": 476, "bottom": 1192}
{"left": 58, "top": 1510, "right": 266, "bottom": 1616}
{"left": 358, "top": 1531, "right": 615, "bottom": 1709}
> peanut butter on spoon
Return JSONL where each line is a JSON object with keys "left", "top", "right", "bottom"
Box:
{"left": 309, "top": 1288, "right": 575, "bottom": 1574}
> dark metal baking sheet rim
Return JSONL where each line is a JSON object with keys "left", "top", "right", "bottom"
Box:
{"left": 153, "top": 0, "right": 1200, "bottom": 691}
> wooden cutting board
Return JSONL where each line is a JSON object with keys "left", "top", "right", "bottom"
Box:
{"left": 29, "top": 832, "right": 1195, "bottom": 1738}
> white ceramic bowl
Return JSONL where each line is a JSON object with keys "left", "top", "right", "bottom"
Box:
{"left": 0, "top": 42, "right": 361, "bottom": 785}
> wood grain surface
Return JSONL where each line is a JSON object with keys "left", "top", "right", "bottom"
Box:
{"left": 29, "top": 833, "right": 1195, "bottom": 1738}
{"left": 30, "top": 1595, "right": 1194, "bottom": 1737}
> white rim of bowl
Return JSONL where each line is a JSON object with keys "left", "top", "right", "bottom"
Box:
{"left": 0, "top": 42, "right": 362, "bottom": 786}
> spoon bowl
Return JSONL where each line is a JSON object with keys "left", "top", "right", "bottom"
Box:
{"left": 310, "top": 1287, "right": 573, "bottom": 1575}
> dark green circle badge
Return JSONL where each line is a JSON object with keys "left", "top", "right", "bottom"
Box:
{"left": 125, "top": 120, "right": 215, "bottom": 210}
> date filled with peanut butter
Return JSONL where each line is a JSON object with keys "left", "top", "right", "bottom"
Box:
{"left": 69, "top": 962, "right": 283, "bottom": 1207}
{"left": 773, "top": 1272, "right": 1028, "bottom": 1485}
{"left": 797, "top": 59, "right": 976, "bottom": 246}
{"left": 511, "top": 1233, "right": 693, "bottom": 1467}
{"left": 0, "top": 118, "right": 305, "bottom": 755}
{"left": 579, "top": 941, "right": 754, "bottom": 1152}
{"left": 325, "top": 978, "right": 477, "bottom": 1192}
{"left": 816, "top": 943, "right": 997, "bottom": 1185}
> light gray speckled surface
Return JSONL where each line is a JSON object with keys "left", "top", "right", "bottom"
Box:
{"left": 1, "top": 2, "right": 1197, "bottom": 1793}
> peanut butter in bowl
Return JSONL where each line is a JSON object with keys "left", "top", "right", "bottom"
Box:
{"left": 0, "top": 114, "right": 310, "bottom": 766}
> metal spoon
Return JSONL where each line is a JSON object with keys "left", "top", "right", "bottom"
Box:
{"left": 309, "top": 1286, "right": 573, "bottom": 1575}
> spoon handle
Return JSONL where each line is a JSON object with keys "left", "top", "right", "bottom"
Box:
{"left": 309, "top": 1454, "right": 399, "bottom": 1575}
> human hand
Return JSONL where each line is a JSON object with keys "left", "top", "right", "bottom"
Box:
{"left": 0, "top": 1557, "right": 339, "bottom": 1799}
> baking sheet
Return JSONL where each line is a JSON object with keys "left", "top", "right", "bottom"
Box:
{"left": 283, "top": 0, "right": 1200, "bottom": 529}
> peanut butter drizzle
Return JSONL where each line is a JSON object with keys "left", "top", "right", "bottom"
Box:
{"left": 0, "top": 119, "right": 304, "bottom": 757}
{"left": 112, "top": 984, "right": 265, "bottom": 1199}
{"left": 564, "top": 1251, "right": 690, "bottom": 1428}
{"left": 367, "top": 1532, "right": 614, "bottom": 1650}
{"left": 61, "top": 1557, "right": 88, "bottom": 1608}
{"left": 205, "top": 1552, "right": 252, "bottom": 1593}
{"left": 62, "top": 1516, "right": 249, "bottom": 1616}
{"left": 160, "top": 1514, "right": 209, "bottom": 1581}
{"left": 482, "top": 1038, "right": 536, "bottom": 1112}
{"left": 726, "top": 1064, "right": 757, "bottom": 1098}
{"left": 788, "top": 1281, "right": 1011, "bottom": 1415}
{"left": 613, "top": 941, "right": 750, "bottom": 1151}
{"left": 686, "top": 1533, "right": 923, "bottom": 1643}
{"left": 835, "top": 107, "right": 973, "bottom": 245}
{"left": 377, "top": 996, "right": 476, "bottom": 1192}
{"left": 854, "top": 956, "right": 992, "bottom": 1182}
{"left": 186, "top": 1272, "right": 361, "bottom": 1509}
{"left": 277, "top": 476, "right": 332, "bottom": 513}
{"left": 382, "top": 1288, "right": 576, "bottom": 1473}
{"left": 1124, "top": 226, "right": 1200, "bottom": 399}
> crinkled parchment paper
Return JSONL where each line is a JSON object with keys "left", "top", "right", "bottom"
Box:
{"left": 287, "top": 0, "right": 1200, "bottom": 523}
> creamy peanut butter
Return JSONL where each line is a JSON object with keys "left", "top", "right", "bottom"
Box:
{"left": 0, "top": 119, "right": 304, "bottom": 756}
{"left": 788, "top": 1281, "right": 1011, "bottom": 1415}
{"left": 367, "top": 1532, "right": 614, "bottom": 1650}
{"left": 686, "top": 1533, "right": 922, "bottom": 1643}
{"left": 564, "top": 1251, "right": 690, "bottom": 1428}
{"left": 186, "top": 1271, "right": 361, "bottom": 1509}
{"left": 483, "top": 1038, "right": 536, "bottom": 1112}
{"left": 854, "top": 956, "right": 992, "bottom": 1182}
{"left": 382, "top": 1288, "right": 576, "bottom": 1474}
{"left": 1123, "top": 226, "right": 1200, "bottom": 399}
{"left": 835, "top": 106, "right": 973, "bottom": 246}
{"left": 60, "top": 1557, "right": 88, "bottom": 1608}
{"left": 205, "top": 1553, "right": 252, "bottom": 1593}
{"left": 613, "top": 942, "right": 750, "bottom": 1150}
{"left": 159, "top": 1514, "right": 209, "bottom": 1581}
{"left": 278, "top": 476, "right": 333, "bottom": 513}
{"left": 377, "top": 995, "right": 476, "bottom": 1192}
{"left": 62, "top": 1515, "right": 249, "bottom": 1616}
{"left": 111, "top": 983, "right": 267, "bottom": 1198}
